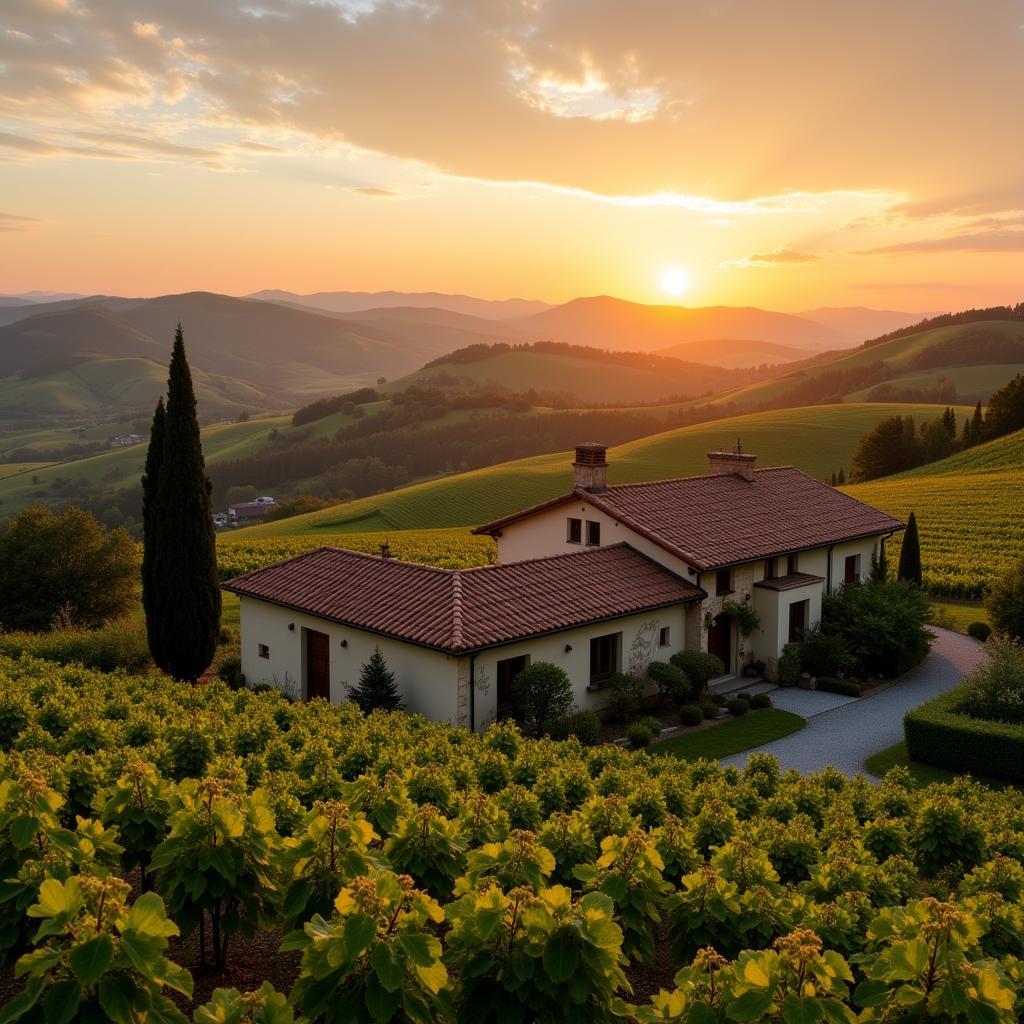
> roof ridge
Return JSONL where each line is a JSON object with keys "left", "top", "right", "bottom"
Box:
{"left": 458, "top": 541, "right": 631, "bottom": 573}
{"left": 605, "top": 465, "right": 795, "bottom": 492}
{"left": 317, "top": 545, "right": 458, "bottom": 573}
{"left": 450, "top": 573, "right": 465, "bottom": 648}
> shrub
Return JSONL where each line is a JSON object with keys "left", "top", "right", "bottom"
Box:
{"left": 646, "top": 661, "right": 690, "bottom": 707}
{"left": 798, "top": 625, "right": 854, "bottom": 678}
{"left": 678, "top": 704, "right": 704, "bottom": 727}
{"left": 512, "top": 661, "right": 574, "bottom": 736}
{"left": 668, "top": 650, "right": 725, "bottom": 693}
{"left": 820, "top": 580, "right": 932, "bottom": 678}
{"left": 968, "top": 621, "right": 993, "bottom": 642}
{"left": 958, "top": 640, "right": 1024, "bottom": 724}
{"left": 604, "top": 671, "right": 644, "bottom": 723}
{"left": 777, "top": 643, "right": 801, "bottom": 687}
{"left": 217, "top": 651, "right": 244, "bottom": 689}
{"left": 726, "top": 698, "right": 749, "bottom": 717}
{"left": 627, "top": 722, "right": 653, "bottom": 748}
{"left": 0, "top": 506, "right": 138, "bottom": 631}
{"left": 347, "top": 647, "right": 404, "bottom": 713}
{"left": 711, "top": 693, "right": 727, "bottom": 706}
{"left": 0, "top": 616, "right": 151, "bottom": 673}
{"left": 699, "top": 701, "right": 719, "bottom": 720}
{"left": 750, "top": 693, "right": 772, "bottom": 709}
{"left": 815, "top": 677, "right": 862, "bottom": 697}
{"left": 547, "top": 708, "right": 601, "bottom": 745}
{"left": 636, "top": 715, "right": 663, "bottom": 736}
{"left": 905, "top": 683, "right": 1024, "bottom": 783}
{"left": 986, "top": 556, "right": 1024, "bottom": 640}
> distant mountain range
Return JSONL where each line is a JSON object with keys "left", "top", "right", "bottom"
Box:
{"left": 247, "top": 289, "right": 552, "bottom": 320}
{"left": 0, "top": 288, "right": 932, "bottom": 419}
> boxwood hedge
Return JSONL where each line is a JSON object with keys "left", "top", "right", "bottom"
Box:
{"left": 904, "top": 683, "right": 1024, "bottom": 783}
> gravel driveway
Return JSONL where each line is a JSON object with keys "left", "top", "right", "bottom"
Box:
{"left": 722, "top": 627, "right": 987, "bottom": 778}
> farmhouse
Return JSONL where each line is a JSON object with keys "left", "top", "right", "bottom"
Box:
{"left": 225, "top": 443, "right": 903, "bottom": 730}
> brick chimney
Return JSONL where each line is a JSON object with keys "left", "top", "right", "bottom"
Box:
{"left": 707, "top": 438, "right": 757, "bottom": 482}
{"left": 572, "top": 443, "right": 608, "bottom": 492}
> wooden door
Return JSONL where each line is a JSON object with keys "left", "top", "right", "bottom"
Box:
{"left": 788, "top": 600, "right": 808, "bottom": 643}
{"left": 496, "top": 655, "right": 528, "bottom": 718}
{"left": 707, "top": 614, "right": 731, "bottom": 671}
{"left": 305, "top": 628, "right": 331, "bottom": 701}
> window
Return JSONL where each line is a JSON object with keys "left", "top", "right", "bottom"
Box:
{"left": 716, "top": 568, "right": 733, "bottom": 595}
{"left": 659, "top": 626, "right": 671, "bottom": 647}
{"left": 567, "top": 517, "right": 582, "bottom": 544}
{"left": 496, "top": 654, "right": 529, "bottom": 717}
{"left": 788, "top": 600, "right": 809, "bottom": 643}
{"left": 589, "top": 632, "right": 621, "bottom": 686}
{"left": 787, "top": 553, "right": 799, "bottom": 575}
{"left": 258, "top": 643, "right": 270, "bottom": 659}
{"left": 844, "top": 554, "right": 861, "bottom": 584}
{"left": 764, "top": 558, "right": 778, "bottom": 580}
{"left": 586, "top": 520, "right": 601, "bottom": 546}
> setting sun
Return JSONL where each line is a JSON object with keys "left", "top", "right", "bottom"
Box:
{"left": 660, "top": 267, "right": 691, "bottom": 298}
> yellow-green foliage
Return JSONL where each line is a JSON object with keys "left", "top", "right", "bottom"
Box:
{"left": 217, "top": 527, "right": 495, "bottom": 579}
{"left": 846, "top": 429, "right": 1024, "bottom": 597}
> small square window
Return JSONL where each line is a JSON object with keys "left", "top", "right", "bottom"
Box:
{"left": 787, "top": 553, "right": 799, "bottom": 575}
{"left": 716, "top": 568, "right": 733, "bottom": 595}
{"left": 258, "top": 643, "right": 270, "bottom": 659}
{"left": 586, "top": 520, "right": 601, "bottom": 546}
{"left": 567, "top": 517, "right": 582, "bottom": 544}
{"left": 659, "top": 626, "right": 670, "bottom": 647}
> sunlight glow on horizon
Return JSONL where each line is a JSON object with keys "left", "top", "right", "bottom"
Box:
{"left": 660, "top": 267, "right": 692, "bottom": 299}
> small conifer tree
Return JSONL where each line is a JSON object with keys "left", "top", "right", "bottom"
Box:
{"left": 347, "top": 647, "right": 404, "bottom": 712}
{"left": 971, "top": 399, "right": 984, "bottom": 443}
{"left": 897, "top": 511, "right": 923, "bottom": 587}
{"left": 837, "top": 466, "right": 846, "bottom": 485}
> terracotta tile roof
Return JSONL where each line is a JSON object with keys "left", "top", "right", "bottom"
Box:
{"left": 474, "top": 467, "right": 903, "bottom": 570}
{"left": 222, "top": 543, "right": 704, "bottom": 654}
{"left": 754, "top": 572, "right": 825, "bottom": 592}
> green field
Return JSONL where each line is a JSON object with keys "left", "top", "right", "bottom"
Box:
{"left": 650, "top": 709, "right": 806, "bottom": 760}
{"left": 237, "top": 402, "right": 966, "bottom": 537}
{"left": 845, "top": 428, "right": 1024, "bottom": 596}
{"left": 844, "top": 363, "right": 1024, "bottom": 404}
{"left": 0, "top": 461, "right": 52, "bottom": 480}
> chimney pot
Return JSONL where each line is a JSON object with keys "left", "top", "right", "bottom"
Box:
{"left": 572, "top": 443, "right": 608, "bottom": 492}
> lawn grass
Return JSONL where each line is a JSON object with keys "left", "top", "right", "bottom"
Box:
{"left": 928, "top": 599, "right": 988, "bottom": 635}
{"left": 649, "top": 708, "right": 805, "bottom": 761}
{"left": 864, "top": 741, "right": 1012, "bottom": 789}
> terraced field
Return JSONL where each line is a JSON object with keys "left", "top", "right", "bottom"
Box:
{"left": 0, "top": 461, "right": 51, "bottom": 480}
{"left": 237, "top": 402, "right": 966, "bottom": 537}
{"left": 845, "top": 429, "right": 1024, "bottom": 596}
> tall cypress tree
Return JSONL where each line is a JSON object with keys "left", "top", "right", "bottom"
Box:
{"left": 148, "top": 324, "right": 221, "bottom": 682}
{"left": 897, "top": 511, "right": 922, "bottom": 588}
{"left": 141, "top": 397, "right": 165, "bottom": 654}
{"left": 971, "top": 400, "right": 984, "bottom": 445}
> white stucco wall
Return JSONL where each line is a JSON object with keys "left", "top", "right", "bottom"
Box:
{"left": 237, "top": 596, "right": 462, "bottom": 725}
{"left": 469, "top": 605, "right": 695, "bottom": 730}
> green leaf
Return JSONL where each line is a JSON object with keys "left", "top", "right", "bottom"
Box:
{"left": 31, "top": 878, "right": 79, "bottom": 920}
{"left": 852, "top": 980, "right": 888, "bottom": 1009}
{"left": 98, "top": 976, "right": 135, "bottom": 1024}
{"left": 344, "top": 913, "right": 377, "bottom": 957}
{"left": 283, "top": 879, "right": 310, "bottom": 919}
{"left": 69, "top": 935, "right": 114, "bottom": 988}
{"left": 542, "top": 932, "right": 579, "bottom": 984}
{"left": 364, "top": 972, "right": 401, "bottom": 1023}
{"left": 0, "top": 975, "right": 45, "bottom": 1024}
{"left": 123, "top": 893, "right": 178, "bottom": 939}
{"left": 371, "top": 941, "right": 404, "bottom": 993}
{"left": 781, "top": 994, "right": 824, "bottom": 1024}
{"left": 43, "top": 979, "right": 81, "bottom": 1024}
{"left": 398, "top": 932, "right": 435, "bottom": 968}
{"left": 9, "top": 815, "right": 37, "bottom": 850}
{"left": 729, "top": 989, "right": 775, "bottom": 1022}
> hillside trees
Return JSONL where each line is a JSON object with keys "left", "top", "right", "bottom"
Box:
{"left": 0, "top": 505, "right": 136, "bottom": 631}
{"left": 986, "top": 557, "right": 1024, "bottom": 641}
{"left": 984, "top": 373, "right": 1024, "bottom": 440}
{"left": 144, "top": 324, "right": 221, "bottom": 682}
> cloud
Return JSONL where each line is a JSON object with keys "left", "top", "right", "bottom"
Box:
{"left": 720, "top": 246, "right": 821, "bottom": 270}
{"left": 350, "top": 186, "right": 398, "bottom": 198}
{"left": 0, "top": 212, "right": 41, "bottom": 231}
{"left": 860, "top": 231, "right": 1024, "bottom": 255}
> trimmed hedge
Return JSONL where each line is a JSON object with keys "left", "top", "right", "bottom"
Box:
{"left": 815, "top": 677, "right": 862, "bottom": 697}
{"left": 750, "top": 693, "right": 772, "bottom": 709}
{"left": 726, "top": 698, "right": 750, "bottom": 717}
{"left": 904, "top": 684, "right": 1024, "bottom": 783}
{"left": 678, "top": 704, "right": 704, "bottom": 727}
{"left": 967, "top": 621, "right": 992, "bottom": 642}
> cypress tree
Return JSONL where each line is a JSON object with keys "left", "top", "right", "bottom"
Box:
{"left": 962, "top": 416, "right": 971, "bottom": 447}
{"left": 148, "top": 324, "right": 221, "bottom": 682}
{"left": 971, "top": 400, "right": 984, "bottom": 444}
{"left": 837, "top": 466, "right": 846, "bottom": 485}
{"left": 830, "top": 471, "right": 837, "bottom": 487}
{"left": 141, "top": 397, "right": 165, "bottom": 654}
{"left": 897, "top": 511, "right": 923, "bottom": 588}
{"left": 346, "top": 647, "right": 403, "bottom": 712}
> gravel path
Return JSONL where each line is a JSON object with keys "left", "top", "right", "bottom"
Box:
{"left": 722, "top": 628, "right": 987, "bottom": 778}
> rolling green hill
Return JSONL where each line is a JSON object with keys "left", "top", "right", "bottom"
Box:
{"left": 843, "top": 363, "right": 1024, "bottom": 404}
{"left": 844, "top": 428, "right": 1024, "bottom": 596}
{"left": 235, "top": 402, "right": 967, "bottom": 537}
{"left": 698, "top": 320, "right": 1024, "bottom": 412}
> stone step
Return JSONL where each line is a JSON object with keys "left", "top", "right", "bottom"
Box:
{"left": 708, "top": 675, "right": 777, "bottom": 698}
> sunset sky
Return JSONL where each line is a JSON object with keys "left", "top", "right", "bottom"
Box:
{"left": 2, "top": 0, "right": 1022, "bottom": 309}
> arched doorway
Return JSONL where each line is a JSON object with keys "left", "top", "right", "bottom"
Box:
{"left": 707, "top": 612, "right": 732, "bottom": 672}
